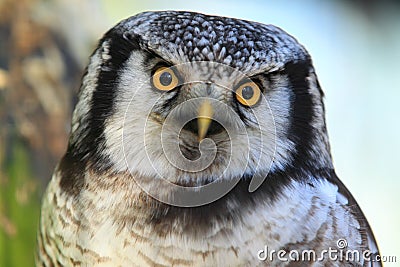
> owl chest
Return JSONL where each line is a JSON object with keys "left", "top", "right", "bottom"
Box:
{"left": 76, "top": 215, "right": 283, "bottom": 266}
{"left": 67, "top": 203, "right": 333, "bottom": 266}
{"left": 44, "top": 176, "right": 358, "bottom": 266}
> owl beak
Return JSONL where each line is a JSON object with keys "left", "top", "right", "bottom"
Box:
{"left": 197, "top": 100, "right": 214, "bottom": 141}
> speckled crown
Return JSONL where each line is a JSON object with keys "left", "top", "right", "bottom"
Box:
{"left": 112, "top": 11, "right": 309, "bottom": 71}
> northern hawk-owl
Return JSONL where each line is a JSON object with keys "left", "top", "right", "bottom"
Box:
{"left": 36, "top": 11, "right": 381, "bottom": 266}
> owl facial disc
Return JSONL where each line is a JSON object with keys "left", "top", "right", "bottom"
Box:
{"left": 122, "top": 61, "right": 276, "bottom": 206}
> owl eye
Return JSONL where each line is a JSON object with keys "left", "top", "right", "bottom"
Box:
{"left": 235, "top": 81, "right": 261, "bottom": 106}
{"left": 152, "top": 67, "right": 179, "bottom": 91}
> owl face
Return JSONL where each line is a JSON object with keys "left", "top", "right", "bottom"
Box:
{"left": 116, "top": 57, "right": 276, "bottom": 182}
{"left": 66, "top": 11, "right": 333, "bottom": 204}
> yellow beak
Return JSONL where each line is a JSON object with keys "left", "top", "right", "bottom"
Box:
{"left": 197, "top": 100, "right": 214, "bottom": 141}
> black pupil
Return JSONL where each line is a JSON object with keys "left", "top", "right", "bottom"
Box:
{"left": 160, "top": 71, "right": 172, "bottom": 86}
{"left": 241, "top": 86, "right": 254, "bottom": 100}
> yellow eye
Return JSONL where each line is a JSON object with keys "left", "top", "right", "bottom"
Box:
{"left": 152, "top": 67, "right": 179, "bottom": 91}
{"left": 235, "top": 81, "right": 261, "bottom": 106}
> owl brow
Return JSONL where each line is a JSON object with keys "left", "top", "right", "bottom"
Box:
{"left": 234, "top": 77, "right": 253, "bottom": 88}
{"left": 142, "top": 50, "right": 173, "bottom": 70}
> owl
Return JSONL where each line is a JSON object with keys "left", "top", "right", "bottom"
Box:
{"left": 36, "top": 11, "right": 381, "bottom": 266}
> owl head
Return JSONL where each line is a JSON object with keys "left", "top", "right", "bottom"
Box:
{"left": 61, "top": 11, "right": 333, "bottom": 205}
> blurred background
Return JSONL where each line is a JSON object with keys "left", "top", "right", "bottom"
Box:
{"left": 0, "top": 0, "right": 399, "bottom": 265}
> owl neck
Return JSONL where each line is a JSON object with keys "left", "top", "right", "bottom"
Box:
{"left": 107, "top": 167, "right": 338, "bottom": 235}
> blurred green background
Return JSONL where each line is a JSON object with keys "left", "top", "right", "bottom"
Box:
{"left": 1, "top": 0, "right": 399, "bottom": 266}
